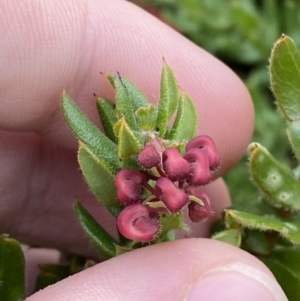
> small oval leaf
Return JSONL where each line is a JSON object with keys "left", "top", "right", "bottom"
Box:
{"left": 212, "top": 229, "right": 242, "bottom": 247}
{"left": 96, "top": 97, "right": 118, "bottom": 143}
{"left": 114, "top": 117, "right": 144, "bottom": 161}
{"left": 0, "top": 235, "right": 25, "bottom": 301}
{"left": 225, "top": 209, "right": 300, "bottom": 244}
{"left": 156, "top": 61, "right": 179, "bottom": 137}
{"left": 109, "top": 73, "right": 138, "bottom": 130}
{"left": 78, "top": 144, "right": 121, "bottom": 216}
{"left": 270, "top": 35, "right": 300, "bottom": 121}
{"left": 167, "top": 91, "right": 198, "bottom": 141}
{"left": 74, "top": 202, "right": 118, "bottom": 259}
{"left": 61, "top": 92, "right": 120, "bottom": 174}
{"left": 248, "top": 142, "right": 300, "bottom": 210}
{"left": 135, "top": 104, "right": 158, "bottom": 131}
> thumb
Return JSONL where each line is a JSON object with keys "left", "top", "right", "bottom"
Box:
{"left": 26, "top": 239, "right": 287, "bottom": 301}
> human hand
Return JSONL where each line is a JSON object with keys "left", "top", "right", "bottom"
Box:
{"left": 0, "top": 0, "right": 287, "bottom": 299}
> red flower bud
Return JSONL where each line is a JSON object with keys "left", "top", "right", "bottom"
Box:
{"left": 184, "top": 149, "right": 211, "bottom": 186}
{"left": 155, "top": 177, "right": 189, "bottom": 213}
{"left": 186, "top": 135, "right": 220, "bottom": 171}
{"left": 115, "top": 169, "right": 144, "bottom": 204}
{"left": 117, "top": 204, "right": 160, "bottom": 242}
{"left": 186, "top": 187, "right": 213, "bottom": 222}
{"left": 162, "top": 147, "right": 190, "bottom": 181}
{"left": 138, "top": 144, "right": 161, "bottom": 169}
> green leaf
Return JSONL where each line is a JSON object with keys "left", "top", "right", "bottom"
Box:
{"left": 61, "top": 92, "right": 120, "bottom": 174}
{"left": 108, "top": 73, "right": 138, "bottom": 130}
{"left": 167, "top": 91, "right": 198, "bottom": 141}
{"left": 78, "top": 144, "right": 121, "bottom": 216}
{"left": 242, "top": 229, "right": 271, "bottom": 255}
{"left": 156, "top": 61, "right": 179, "bottom": 137}
{"left": 287, "top": 120, "right": 300, "bottom": 162}
{"left": 259, "top": 246, "right": 300, "bottom": 301}
{"left": 212, "top": 229, "right": 242, "bottom": 247}
{"left": 224, "top": 209, "right": 300, "bottom": 244}
{"left": 114, "top": 117, "right": 144, "bottom": 161}
{"left": 96, "top": 98, "right": 118, "bottom": 143}
{"left": 0, "top": 236, "right": 25, "bottom": 301}
{"left": 248, "top": 142, "right": 300, "bottom": 211}
{"left": 74, "top": 202, "right": 118, "bottom": 259}
{"left": 270, "top": 35, "right": 300, "bottom": 121}
{"left": 35, "top": 264, "right": 70, "bottom": 292}
{"left": 135, "top": 104, "right": 158, "bottom": 131}
{"left": 120, "top": 78, "right": 149, "bottom": 110}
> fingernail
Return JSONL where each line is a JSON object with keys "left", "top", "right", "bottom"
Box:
{"left": 184, "top": 262, "right": 287, "bottom": 301}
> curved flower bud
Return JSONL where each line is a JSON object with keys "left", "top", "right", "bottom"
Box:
{"left": 184, "top": 149, "right": 211, "bottom": 186}
{"left": 186, "top": 135, "right": 220, "bottom": 171}
{"left": 155, "top": 177, "right": 189, "bottom": 213}
{"left": 115, "top": 169, "right": 144, "bottom": 204}
{"left": 162, "top": 147, "right": 190, "bottom": 181}
{"left": 186, "top": 187, "right": 213, "bottom": 223}
{"left": 117, "top": 204, "right": 160, "bottom": 242}
{"left": 138, "top": 144, "right": 161, "bottom": 169}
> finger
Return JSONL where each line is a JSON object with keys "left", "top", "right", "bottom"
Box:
{"left": 26, "top": 239, "right": 287, "bottom": 301}
{"left": 0, "top": 0, "right": 254, "bottom": 174}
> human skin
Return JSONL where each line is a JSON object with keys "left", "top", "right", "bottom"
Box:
{"left": 0, "top": 0, "right": 287, "bottom": 300}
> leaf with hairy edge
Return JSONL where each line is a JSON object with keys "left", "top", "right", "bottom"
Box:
{"left": 74, "top": 202, "right": 118, "bottom": 259}
{"left": 156, "top": 61, "right": 179, "bottom": 137}
{"left": 121, "top": 78, "right": 149, "bottom": 110}
{"left": 270, "top": 35, "right": 300, "bottom": 121}
{"left": 212, "top": 229, "right": 242, "bottom": 247}
{"left": 248, "top": 142, "right": 300, "bottom": 211}
{"left": 0, "top": 236, "right": 25, "bottom": 301}
{"left": 225, "top": 209, "right": 300, "bottom": 244}
{"left": 61, "top": 92, "right": 120, "bottom": 174}
{"left": 135, "top": 104, "right": 158, "bottom": 131}
{"left": 260, "top": 246, "right": 300, "bottom": 301}
{"left": 108, "top": 73, "right": 138, "bottom": 130}
{"left": 114, "top": 117, "right": 144, "bottom": 161}
{"left": 78, "top": 144, "right": 121, "bottom": 216}
{"left": 168, "top": 91, "right": 198, "bottom": 141}
{"left": 96, "top": 98, "right": 118, "bottom": 143}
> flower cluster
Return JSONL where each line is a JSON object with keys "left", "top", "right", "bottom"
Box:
{"left": 115, "top": 135, "right": 220, "bottom": 242}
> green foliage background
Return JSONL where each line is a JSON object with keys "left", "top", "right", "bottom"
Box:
{"left": 131, "top": 0, "right": 300, "bottom": 209}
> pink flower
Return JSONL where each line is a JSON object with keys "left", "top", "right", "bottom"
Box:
{"left": 184, "top": 149, "right": 211, "bottom": 186}
{"left": 138, "top": 144, "right": 161, "bottom": 169}
{"left": 117, "top": 204, "right": 160, "bottom": 242}
{"left": 186, "top": 135, "right": 220, "bottom": 171}
{"left": 162, "top": 147, "right": 190, "bottom": 181}
{"left": 115, "top": 169, "right": 144, "bottom": 204}
{"left": 186, "top": 187, "right": 213, "bottom": 222}
{"left": 155, "top": 177, "right": 189, "bottom": 213}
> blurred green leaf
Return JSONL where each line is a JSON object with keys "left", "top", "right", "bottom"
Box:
{"left": 74, "top": 202, "right": 118, "bottom": 259}
{"left": 248, "top": 142, "right": 300, "bottom": 211}
{"left": 212, "top": 229, "right": 242, "bottom": 247}
{"left": 108, "top": 73, "right": 138, "bottom": 130}
{"left": 0, "top": 236, "right": 25, "bottom": 301}
{"left": 225, "top": 209, "right": 300, "bottom": 244}
{"left": 259, "top": 246, "right": 300, "bottom": 301}
{"left": 270, "top": 35, "right": 300, "bottom": 121}
{"left": 242, "top": 229, "right": 271, "bottom": 256}
{"left": 156, "top": 61, "right": 179, "bottom": 137}
{"left": 61, "top": 92, "right": 120, "bottom": 174}
{"left": 114, "top": 117, "right": 144, "bottom": 161}
{"left": 135, "top": 104, "right": 158, "bottom": 131}
{"left": 167, "top": 91, "right": 198, "bottom": 141}
{"left": 35, "top": 264, "right": 70, "bottom": 291}
{"left": 78, "top": 144, "right": 120, "bottom": 216}
{"left": 96, "top": 98, "right": 118, "bottom": 143}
